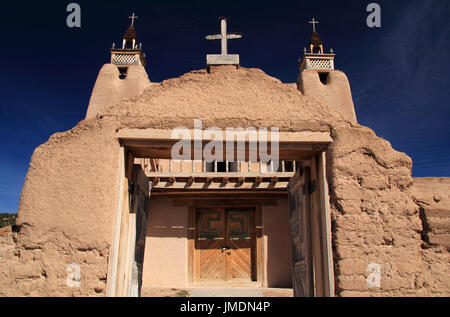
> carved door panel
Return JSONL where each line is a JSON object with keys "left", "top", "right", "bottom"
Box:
{"left": 196, "top": 208, "right": 227, "bottom": 281}
{"left": 288, "top": 167, "right": 313, "bottom": 297}
{"left": 225, "top": 209, "right": 254, "bottom": 281}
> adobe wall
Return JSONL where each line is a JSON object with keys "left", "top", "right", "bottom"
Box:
{"left": 411, "top": 178, "right": 450, "bottom": 250}
{"left": 298, "top": 70, "right": 357, "bottom": 124}
{"left": 329, "top": 124, "right": 450, "bottom": 296}
{"left": 0, "top": 118, "right": 122, "bottom": 296}
{"left": 262, "top": 200, "right": 293, "bottom": 288}
{"left": 142, "top": 198, "right": 189, "bottom": 287}
{"left": 85, "top": 64, "right": 153, "bottom": 120}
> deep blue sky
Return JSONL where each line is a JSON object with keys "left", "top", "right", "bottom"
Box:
{"left": 1, "top": 0, "right": 449, "bottom": 213}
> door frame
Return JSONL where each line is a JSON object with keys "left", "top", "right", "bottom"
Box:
{"left": 287, "top": 152, "right": 334, "bottom": 297}
{"left": 106, "top": 148, "right": 151, "bottom": 297}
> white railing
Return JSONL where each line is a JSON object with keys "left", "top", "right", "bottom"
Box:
{"left": 112, "top": 54, "right": 137, "bottom": 65}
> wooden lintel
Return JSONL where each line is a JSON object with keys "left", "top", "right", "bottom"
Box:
{"left": 151, "top": 191, "right": 287, "bottom": 198}
{"left": 120, "top": 131, "right": 332, "bottom": 161}
{"left": 172, "top": 198, "right": 279, "bottom": 207}
{"left": 118, "top": 129, "right": 333, "bottom": 144}
{"left": 127, "top": 148, "right": 315, "bottom": 161}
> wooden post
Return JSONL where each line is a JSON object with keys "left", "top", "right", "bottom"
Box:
{"left": 310, "top": 154, "right": 325, "bottom": 297}
{"left": 318, "top": 151, "right": 335, "bottom": 297}
{"left": 106, "top": 147, "right": 126, "bottom": 297}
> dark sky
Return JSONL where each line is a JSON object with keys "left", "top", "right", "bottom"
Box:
{"left": 1, "top": 0, "right": 449, "bottom": 213}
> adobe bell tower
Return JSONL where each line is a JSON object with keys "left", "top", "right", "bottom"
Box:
{"left": 297, "top": 18, "right": 357, "bottom": 123}
{"left": 85, "top": 13, "right": 151, "bottom": 120}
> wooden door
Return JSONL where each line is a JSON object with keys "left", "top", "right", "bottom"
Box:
{"left": 226, "top": 209, "right": 254, "bottom": 281}
{"left": 196, "top": 208, "right": 227, "bottom": 281}
{"left": 288, "top": 167, "right": 314, "bottom": 297}
{"left": 195, "top": 208, "right": 255, "bottom": 283}
{"left": 129, "top": 164, "right": 150, "bottom": 296}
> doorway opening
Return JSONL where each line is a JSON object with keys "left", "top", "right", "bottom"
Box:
{"left": 108, "top": 131, "right": 335, "bottom": 297}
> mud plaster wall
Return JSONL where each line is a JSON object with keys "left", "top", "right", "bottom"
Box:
{"left": 298, "top": 70, "right": 357, "bottom": 124}
{"left": 0, "top": 66, "right": 448, "bottom": 296}
{"left": 329, "top": 125, "right": 449, "bottom": 296}
{"left": 142, "top": 198, "right": 188, "bottom": 287}
{"left": 86, "top": 64, "right": 153, "bottom": 120}
{"left": 411, "top": 178, "right": 450, "bottom": 250}
{"left": 0, "top": 119, "right": 121, "bottom": 296}
{"left": 263, "top": 200, "right": 293, "bottom": 288}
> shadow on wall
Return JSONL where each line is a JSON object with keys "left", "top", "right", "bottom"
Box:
{"left": 146, "top": 199, "right": 188, "bottom": 239}
{"left": 264, "top": 201, "right": 294, "bottom": 288}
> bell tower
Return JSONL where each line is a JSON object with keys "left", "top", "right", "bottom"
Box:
{"left": 297, "top": 18, "right": 357, "bottom": 123}
{"left": 298, "top": 18, "right": 335, "bottom": 73}
{"left": 110, "top": 13, "right": 147, "bottom": 78}
{"left": 85, "top": 13, "right": 151, "bottom": 120}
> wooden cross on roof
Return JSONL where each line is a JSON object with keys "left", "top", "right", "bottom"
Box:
{"left": 129, "top": 13, "right": 138, "bottom": 26}
{"left": 309, "top": 18, "right": 319, "bottom": 32}
{"left": 205, "top": 17, "right": 242, "bottom": 55}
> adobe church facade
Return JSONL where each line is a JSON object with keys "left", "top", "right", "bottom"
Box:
{"left": 0, "top": 16, "right": 448, "bottom": 297}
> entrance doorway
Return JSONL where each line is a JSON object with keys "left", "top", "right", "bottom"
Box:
{"left": 194, "top": 207, "right": 256, "bottom": 284}
{"left": 109, "top": 132, "right": 335, "bottom": 297}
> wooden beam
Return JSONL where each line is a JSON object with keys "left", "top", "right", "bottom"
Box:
{"left": 122, "top": 139, "right": 327, "bottom": 160}
{"left": 152, "top": 192, "right": 287, "bottom": 199}
{"left": 126, "top": 147, "right": 316, "bottom": 161}
{"left": 146, "top": 172, "right": 295, "bottom": 178}
{"left": 172, "top": 198, "right": 278, "bottom": 207}
{"left": 118, "top": 129, "right": 333, "bottom": 144}
{"left": 151, "top": 181, "right": 290, "bottom": 190}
